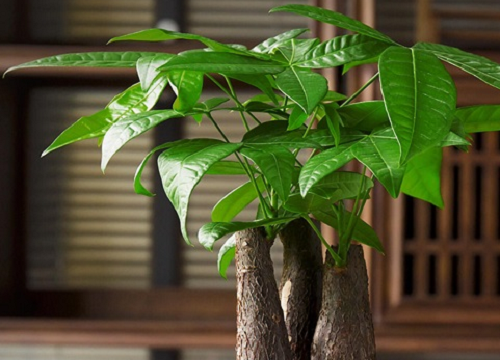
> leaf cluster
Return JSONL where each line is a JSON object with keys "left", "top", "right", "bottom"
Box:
{"left": 7, "top": 4, "right": 500, "bottom": 275}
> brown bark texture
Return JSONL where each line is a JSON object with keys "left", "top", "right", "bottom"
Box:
{"left": 311, "top": 245, "right": 376, "bottom": 360}
{"left": 279, "top": 218, "right": 323, "bottom": 360}
{"left": 235, "top": 227, "right": 292, "bottom": 360}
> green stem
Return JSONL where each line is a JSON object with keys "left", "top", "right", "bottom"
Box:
{"left": 207, "top": 112, "right": 230, "bottom": 143}
{"left": 302, "top": 215, "right": 342, "bottom": 266}
{"left": 340, "top": 72, "right": 379, "bottom": 108}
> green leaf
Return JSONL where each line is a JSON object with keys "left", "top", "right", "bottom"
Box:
{"left": 288, "top": 105, "right": 309, "bottom": 130}
{"left": 101, "top": 110, "right": 183, "bottom": 170}
{"left": 158, "top": 52, "right": 286, "bottom": 75}
{"left": 415, "top": 42, "right": 500, "bottom": 90}
{"left": 278, "top": 38, "right": 320, "bottom": 64}
{"left": 308, "top": 171, "right": 374, "bottom": 201}
{"left": 401, "top": 147, "right": 444, "bottom": 208}
{"left": 299, "top": 142, "right": 356, "bottom": 196}
{"left": 276, "top": 68, "right": 328, "bottom": 114}
{"left": 379, "top": 47, "right": 456, "bottom": 163}
{"left": 133, "top": 141, "right": 184, "bottom": 197}
{"left": 252, "top": 28, "right": 310, "bottom": 53}
{"left": 343, "top": 55, "right": 380, "bottom": 74}
{"left": 313, "top": 208, "right": 385, "bottom": 254}
{"left": 322, "top": 90, "right": 347, "bottom": 102}
{"left": 350, "top": 128, "right": 405, "bottom": 198}
{"left": 43, "top": 77, "right": 168, "bottom": 156}
{"left": 226, "top": 74, "right": 279, "bottom": 105}
{"left": 323, "top": 104, "right": 342, "bottom": 147}
{"left": 167, "top": 71, "right": 204, "bottom": 112}
{"left": 244, "top": 129, "right": 323, "bottom": 149}
{"left": 136, "top": 54, "right": 174, "bottom": 90}
{"left": 296, "top": 34, "right": 392, "bottom": 68}
{"left": 240, "top": 144, "right": 295, "bottom": 201}
{"left": 4, "top": 52, "right": 158, "bottom": 74}
{"left": 270, "top": 4, "right": 396, "bottom": 45}
{"left": 206, "top": 161, "right": 247, "bottom": 175}
{"left": 198, "top": 217, "right": 298, "bottom": 250}
{"left": 440, "top": 132, "right": 471, "bottom": 148}
{"left": 217, "top": 235, "right": 236, "bottom": 279}
{"left": 283, "top": 193, "right": 331, "bottom": 214}
{"left": 337, "top": 101, "right": 389, "bottom": 131}
{"left": 212, "top": 177, "right": 266, "bottom": 222}
{"left": 455, "top": 105, "right": 500, "bottom": 133}
{"left": 158, "top": 139, "right": 242, "bottom": 244}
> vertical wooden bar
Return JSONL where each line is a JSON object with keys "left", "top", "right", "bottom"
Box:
{"left": 437, "top": 148, "right": 452, "bottom": 300}
{"left": 416, "top": 0, "right": 440, "bottom": 43}
{"left": 460, "top": 152, "right": 474, "bottom": 298}
{"left": 414, "top": 199, "right": 430, "bottom": 299}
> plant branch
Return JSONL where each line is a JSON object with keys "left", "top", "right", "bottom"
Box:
{"left": 302, "top": 215, "right": 342, "bottom": 265}
{"left": 340, "top": 72, "right": 379, "bottom": 108}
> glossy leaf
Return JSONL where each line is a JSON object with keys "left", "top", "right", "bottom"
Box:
{"left": 136, "top": 54, "right": 173, "bottom": 90}
{"left": 5, "top": 52, "right": 157, "bottom": 74}
{"left": 276, "top": 68, "right": 328, "bottom": 114}
{"left": 379, "top": 47, "right": 456, "bottom": 163}
{"left": 43, "top": 77, "right": 168, "bottom": 156}
{"left": 217, "top": 235, "right": 236, "bottom": 279}
{"left": 206, "top": 161, "right": 247, "bottom": 175}
{"left": 102, "top": 110, "right": 183, "bottom": 170}
{"left": 283, "top": 193, "right": 330, "bottom": 214}
{"left": 312, "top": 208, "right": 385, "bottom": 254}
{"left": 440, "top": 132, "right": 470, "bottom": 148}
{"left": 337, "top": 101, "right": 389, "bottom": 131}
{"left": 270, "top": 4, "right": 396, "bottom": 45}
{"left": 167, "top": 71, "right": 204, "bottom": 112}
{"left": 278, "top": 38, "right": 320, "bottom": 64}
{"left": 322, "top": 90, "right": 347, "bottom": 102}
{"left": 455, "top": 105, "right": 500, "bottom": 133}
{"left": 415, "top": 42, "right": 500, "bottom": 90}
{"left": 252, "top": 28, "right": 310, "bottom": 53}
{"left": 226, "top": 74, "right": 279, "bottom": 105}
{"left": 158, "top": 51, "right": 286, "bottom": 75}
{"left": 287, "top": 105, "right": 309, "bottom": 130}
{"left": 296, "top": 34, "right": 392, "bottom": 68}
{"left": 198, "top": 217, "right": 297, "bottom": 250}
{"left": 401, "top": 147, "right": 444, "bottom": 208}
{"left": 212, "top": 177, "right": 266, "bottom": 222}
{"left": 308, "top": 171, "right": 374, "bottom": 201}
{"left": 350, "top": 128, "right": 404, "bottom": 198}
{"left": 240, "top": 144, "right": 295, "bottom": 201}
{"left": 323, "top": 104, "right": 342, "bottom": 147}
{"left": 299, "top": 142, "right": 356, "bottom": 196}
{"left": 158, "top": 139, "right": 242, "bottom": 244}
{"left": 343, "top": 55, "right": 380, "bottom": 74}
{"left": 244, "top": 130, "right": 323, "bottom": 149}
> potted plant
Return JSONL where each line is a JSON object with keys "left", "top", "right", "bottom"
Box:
{"left": 6, "top": 4, "right": 500, "bottom": 360}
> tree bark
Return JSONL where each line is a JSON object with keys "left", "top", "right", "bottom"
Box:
{"left": 235, "top": 227, "right": 291, "bottom": 360}
{"left": 279, "top": 218, "right": 323, "bottom": 360}
{"left": 311, "top": 244, "right": 376, "bottom": 360}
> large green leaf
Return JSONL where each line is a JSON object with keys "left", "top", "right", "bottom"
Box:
{"left": 337, "top": 101, "right": 389, "bottom": 131}
{"left": 270, "top": 4, "right": 396, "bottom": 45}
{"left": 243, "top": 121, "right": 323, "bottom": 149}
{"left": 379, "top": 47, "right": 456, "bottom": 163}
{"left": 252, "top": 28, "right": 310, "bottom": 53}
{"left": 206, "top": 161, "right": 247, "bottom": 175}
{"left": 43, "top": 77, "right": 168, "bottom": 156}
{"left": 283, "top": 193, "right": 331, "bottom": 214}
{"left": 415, "top": 42, "right": 500, "bottom": 90}
{"left": 350, "top": 128, "right": 404, "bottom": 198}
{"left": 299, "top": 143, "right": 356, "bottom": 196}
{"left": 136, "top": 54, "right": 174, "bottom": 90}
{"left": 198, "top": 217, "right": 297, "bottom": 250}
{"left": 158, "top": 139, "right": 242, "bottom": 244}
{"left": 277, "top": 38, "right": 320, "bottom": 64}
{"left": 158, "top": 51, "right": 285, "bottom": 75}
{"left": 217, "top": 235, "right": 236, "bottom": 279}
{"left": 401, "top": 147, "right": 444, "bottom": 208}
{"left": 225, "top": 74, "right": 279, "bottom": 105}
{"left": 240, "top": 144, "right": 295, "bottom": 201}
{"left": 296, "top": 34, "right": 391, "bottom": 68}
{"left": 323, "top": 104, "right": 342, "bottom": 147}
{"left": 4, "top": 52, "right": 157, "bottom": 74}
{"left": 101, "top": 110, "right": 183, "bottom": 170}
{"left": 287, "top": 105, "right": 309, "bottom": 130}
{"left": 455, "top": 105, "right": 500, "bottom": 133}
{"left": 276, "top": 67, "right": 328, "bottom": 114}
{"left": 308, "top": 171, "right": 374, "bottom": 201}
{"left": 167, "top": 71, "right": 204, "bottom": 112}
{"left": 312, "top": 208, "right": 385, "bottom": 254}
{"left": 212, "top": 177, "right": 266, "bottom": 222}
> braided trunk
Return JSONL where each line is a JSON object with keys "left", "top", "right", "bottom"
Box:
{"left": 235, "top": 227, "right": 291, "bottom": 360}
{"left": 311, "top": 244, "right": 376, "bottom": 360}
{"left": 279, "top": 218, "right": 323, "bottom": 360}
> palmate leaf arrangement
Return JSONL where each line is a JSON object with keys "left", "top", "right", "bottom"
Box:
{"left": 7, "top": 4, "right": 500, "bottom": 275}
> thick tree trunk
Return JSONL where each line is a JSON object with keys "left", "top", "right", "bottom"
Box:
{"left": 279, "top": 218, "right": 323, "bottom": 360}
{"left": 235, "top": 227, "right": 291, "bottom": 360}
{"left": 311, "top": 244, "right": 376, "bottom": 360}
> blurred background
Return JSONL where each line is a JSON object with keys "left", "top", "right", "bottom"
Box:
{"left": 1, "top": 0, "right": 500, "bottom": 359}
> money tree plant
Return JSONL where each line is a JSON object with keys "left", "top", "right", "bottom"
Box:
{"left": 7, "top": 4, "right": 500, "bottom": 360}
